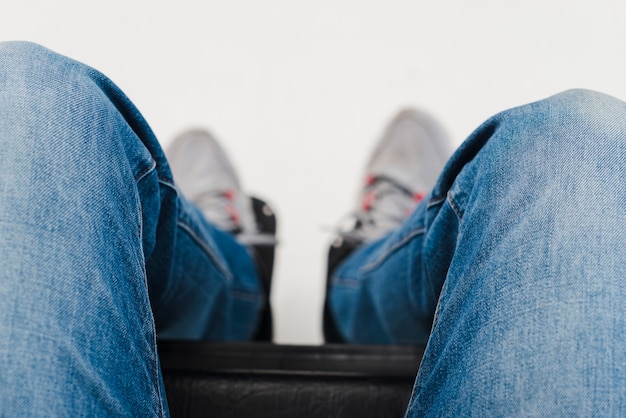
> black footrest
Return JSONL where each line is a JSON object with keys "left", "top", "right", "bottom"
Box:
{"left": 160, "top": 341, "right": 424, "bottom": 418}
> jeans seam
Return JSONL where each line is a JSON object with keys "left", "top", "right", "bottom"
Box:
{"left": 427, "top": 193, "right": 447, "bottom": 208}
{"left": 176, "top": 221, "right": 234, "bottom": 282}
{"left": 157, "top": 177, "right": 175, "bottom": 191}
{"left": 332, "top": 276, "right": 362, "bottom": 288}
{"left": 233, "top": 290, "right": 265, "bottom": 302}
{"left": 134, "top": 162, "right": 165, "bottom": 417}
{"left": 359, "top": 226, "right": 427, "bottom": 273}
{"left": 447, "top": 192, "right": 463, "bottom": 220}
{"left": 152, "top": 331, "right": 164, "bottom": 417}
{"left": 135, "top": 160, "right": 157, "bottom": 183}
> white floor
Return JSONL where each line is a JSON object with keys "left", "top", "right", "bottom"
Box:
{"left": 2, "top": 0, "right": 625, "bottom": 343}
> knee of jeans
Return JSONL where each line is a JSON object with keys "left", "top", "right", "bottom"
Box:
{"left": 542, "top": 88, "right": 626, "bottom": 127}
{"left": 517, "top": 88, "right": 625, "bottom": 141}
{"left": 0, "top": 40, "right": 50, "bottom": 55}
{"left": 0, "top": 42, "right": 137, "bottom": 174}
{"left": 449, "top": 88, "right": 626, "bottom": 221}
{"left": 0, "top": 41, "right": 70, "bottom": 85}
{"left": 486, "top": 88, "right": 626, "bottom": 181}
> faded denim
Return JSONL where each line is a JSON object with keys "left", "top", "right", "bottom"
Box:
{"left": 3, "top": 40, "right": 626, "bottom": 417}
{"left": 0, "top": 41, "right": 263, "bottom": 416}
{"left": 331, "top": 88, "right": 626, "bottom": 416}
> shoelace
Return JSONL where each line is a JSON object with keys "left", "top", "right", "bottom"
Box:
{"left": 195, "top": 189, "right": 277, "bottom": 246}
{"left": 195, "top": 189, "right": 243, "bottom": 232}
{"left": 338, "top": 176, "right": 424, "bottom": 244}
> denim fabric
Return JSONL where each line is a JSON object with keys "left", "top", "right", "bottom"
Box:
{"left": 3, "top": 41, "right": 626, "bottom": 417}
{"left": 0, "top": 41, "right": 263, "bottom": 416}
{"left": 331, "top": 89, "right": 626, "bottom": 416}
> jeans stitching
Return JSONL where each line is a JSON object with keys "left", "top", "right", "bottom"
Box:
{"left": 157, "top": 177, "right": 176, "bottom": 191}
{"left": 332, "top": 225, "right": 427, "bottom": 289}
{"left": 359, "top": 226, "right": 427, "bottom": 273}
{"left": 176, "top": 221, "right": 234, "bottom": 282}
{"left": 332, "top": 276, "right": 362, "bottom": 288}
{"left": 233, "top": 290, "right": 265, "bottom": 302}
{"left": 447, "top": 192, "right": 463, "bottom": 220}
{"left": 134, "top": 162, "right": 165, "bottom": 416}
{"left": 135, "top": 160, "right": 157, "bottom": 183}
{"left": 427, "top": 194, "right": 447, "bottom": 208}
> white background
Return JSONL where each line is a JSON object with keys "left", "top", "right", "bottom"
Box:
{"left": 2, "top": 0, "right": 625, "bottom": 344}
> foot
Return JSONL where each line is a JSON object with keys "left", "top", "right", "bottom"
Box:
{"left": 166, "top": 129, "right": 261, "bottom": 245}
{"left": 339, "top": 108, "right": 453, "bottom": 244}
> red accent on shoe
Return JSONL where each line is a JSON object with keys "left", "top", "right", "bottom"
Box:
{"left": 365, "top": 175, "right": 376, "bottom": 186}
{"left": 361, "top": 191, "right": 376, "bottom": 211}
{"left": 414, "top": 191, "right": 425, "bottom": 202}
{"left": 223, "top": 189, "right": 236, "bottom": 200}
{"left": 226, "top": 204, "right": 240, "bottom": 223}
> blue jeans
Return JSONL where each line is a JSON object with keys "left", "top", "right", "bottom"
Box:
{"left": 3, "top": 41, "right": 626, "bottom": 416}
{"left": 330, "top": 88, "right": 626, "bottom": 415}
{"left": 0, "top": 42, "right": 263, "bottom": 416}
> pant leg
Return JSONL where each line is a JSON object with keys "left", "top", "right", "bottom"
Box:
{"left": 0, "top": 41, "right": 263, "bottom": 416}
{"left": 331, "top": 89, "right": 626, "bottom": 415}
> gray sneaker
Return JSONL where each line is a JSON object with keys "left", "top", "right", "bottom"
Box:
{"left": 338, "top": 108, "right": 453, "bottom": 244}
{"left": 166, "top": 129, "right": 270, "bottom": 246}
